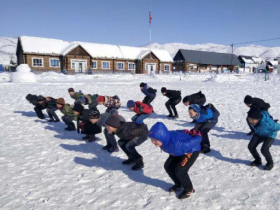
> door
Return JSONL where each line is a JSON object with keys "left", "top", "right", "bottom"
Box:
{"left": 145, "top": 63, "right": 157, "bottom": 74}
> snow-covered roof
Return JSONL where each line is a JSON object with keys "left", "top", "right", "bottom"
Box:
{"left": 19, "top": 36, "right": 173, "bottom": 62}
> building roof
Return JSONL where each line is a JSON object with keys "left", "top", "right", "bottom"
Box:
{"left": 175, "top": 49, "right": 241, "bottom": 65}
{"left": 18, "top": 36, "right": 173, "bottom": 62}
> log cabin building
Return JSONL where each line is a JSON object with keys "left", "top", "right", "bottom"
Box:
{"left": 173, "top": 49, "right": 241, "bottom": 72}
{"left": 16, "top": 36, "right": 173, "bottom": 74}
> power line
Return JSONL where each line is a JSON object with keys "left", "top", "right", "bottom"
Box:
{"left": 231, "top": 37, "right": 280, "bottom": 46}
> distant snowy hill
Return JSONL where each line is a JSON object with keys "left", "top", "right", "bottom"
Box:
{"left": 145, "top": 43, "right": 280, "bottom": 59}
{"left": 0, "top": 37, "right": 17, "bottom": 65}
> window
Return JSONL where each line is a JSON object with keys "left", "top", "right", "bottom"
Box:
{"left": 92, "top": 61, "right": 97, "bottom": 69}
{"left": 49, "top": 59, "right": 60, "bottom": 67}
{"left": 164, "top": 64, "right": 170, "bottom": 71}
{"left": 32, "top": 58, "right": 43, "bottom": 67}
{"left": 117, "top": 62, "right": 124, "bottom": 70}
{"left": 102, "top": 61, "right": 110, "bottom": 69}
{"left": 71, "top": 62, "right": 75, "bottom": 69}
{"left": 128, "top": 63, "right": 135, "bottom": 70}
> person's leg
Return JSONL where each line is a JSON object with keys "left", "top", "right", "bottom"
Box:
{"left": 103, "top": 128, "right": 112, "bottom": 149}
{"left": 260, "top": 137, "right": 274, "bottom": 169}
{"left": 248, "top": 135, "right": 263, "bottom": 165}
{"left": 142, "top": 96, "right": 149, "bottom": 104}
{"left": 131, "top": 114, "right": 139, "bottom": 122}
{"left": 175, "top": 152, "right": 199, "bottom": 193}
{"left": 134, "top": 114, "right": 150, "bottom": 124}
{"left": 165, "top": 99, "right": 173, "bottom": 116}
{"left": 34, "top": 106, "right": 45, "bottom": 119}
{"left": 198, "top": 122, "right": 216, "bottom": 152}
{"left": 50, "top": 107, "right": 59, "bottom": 121}
{"left": 246, "top": 118, "right": 254, "bottom": 135}
{"left": 63, "top": 116, "right": 76, "bottom": 130}
{"left": 164, "top": 155, "right": 182, "bottom": 188}
{"left": 170, "top": 97, "right": 182, "bottom": 117}
{"left": 46, "top": 108, "right": 54, "bottom": 121}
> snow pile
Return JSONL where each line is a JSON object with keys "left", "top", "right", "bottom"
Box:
{"left": 0, "top": 72, "right": 11, "bottom": 82}
{"left": 11, "top": 64, "right": 37, "bottom": 83}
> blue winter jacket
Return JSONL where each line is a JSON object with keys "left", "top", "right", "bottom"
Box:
{"left": 251, "top": 111, "right": 280, "bottom": 139}
{"left": 149, "top": 122, "right": 201, "bottom": 156}
{"left": 196, "top": 107, "right": 214, "bottom": 123}
{"left": 141, "top": 83, "right": 156, "bottom": 98}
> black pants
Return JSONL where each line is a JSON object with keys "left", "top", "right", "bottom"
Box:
{"left": 104, "top": 128, "right": 118, "bottom": 148}
{"left": 142, "top": 96, "right": 155, "bottom": 105}
{"left": 46, "top": 107, "right": 59, "bottom": 121}
{"left": 248, "top": 135, "right": 274, "bottom": 164}
{"left": 83, "top": 122, "right": 102, "bottom": 135}
{"left": 196, "top": 122, "right": 216, "bottom": 149}
{"left": 34, "top": 106, "right": 45, "bottom": 119}
{"left": 164, "top": 151, "right": 199, "bottom": 191}
{"left": 246, "top": 118, "right": 254, "bottom": 132}
{"left": 118, "top": 134, "right": 147, "bottom": 161}
{"left": 165, "top": 96, "right": 182, "bottom": 116}
{"left": 62, "top": 116, "right": 76, "bottom": 128}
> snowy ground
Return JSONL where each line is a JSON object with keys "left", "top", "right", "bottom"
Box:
{"left": 0, "top": 72, "right": 280, "bottom": 210}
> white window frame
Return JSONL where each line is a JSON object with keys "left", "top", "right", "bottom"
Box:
{"left": 117, "top": 62, "right": 124, "bottom": 70}
{"left": 49, "top": 58, "right": 60, "bottom": 68}
{"left": 102, "top": 61, "right": 110, "bottom": 70}
{"left": 164, "top": 64, "right": 170, "bottom": 71}
{"left": 128, "top": 62, "right": 135, "bottom": 70}
{"left": 32, "top": 57, "right": 44, "bottom": 67}
{"left": 92, "top": 60, "right": 98, "bottom": 69}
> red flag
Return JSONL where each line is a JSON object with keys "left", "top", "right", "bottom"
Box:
{"left": 149, "top": 10, "right": 152, "bottom": 24}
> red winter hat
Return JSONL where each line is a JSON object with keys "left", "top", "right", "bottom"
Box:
{"left": 98, "top": 96, "right": 105, "bottom": 103}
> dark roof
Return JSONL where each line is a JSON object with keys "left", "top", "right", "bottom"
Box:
{"left": 174, "top": 49, "right": 241, "bottom": 65}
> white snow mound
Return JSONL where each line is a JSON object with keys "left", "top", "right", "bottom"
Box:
{"left": 11, "top": 64, "right": 37, "bottom": 83}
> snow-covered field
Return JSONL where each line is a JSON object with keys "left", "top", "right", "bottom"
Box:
{"left": 1, "top": 72, "right": 280, "bottom": 210}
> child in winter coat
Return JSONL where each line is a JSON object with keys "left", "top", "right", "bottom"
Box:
{"left": 127, "top": 100, "right": 153, "bottom": 124}
{"left": 56, "top": 98, "right": 77, "bottom": 131}
{"left": 45, "top": 97, "right": 60, "bottom": 122}
{"left": 244, "top": 95, "right": 271, "bottom": 136}
{"left": 88, "top": 110, "right": 125, "bottom": 152}
{"left": 183, "top": 91, "right": 206, "bottom": 106}
{"left": 68, "top": 88, "right": 83, "bottom": 102}
{"left": 72, "top": 103, "right": 101, "bottom": 142}
{"left": 105, "top": 115, "right": 149, "bottom": 171}
{"left": 26, "top": 94, "right": 47, "bottom": 119}
{"left": 161, "top": 87, "right": 182, "bottom": 118}
{"left": 247, "top": 106, "right": 280, "bottom": 170}
{"left": 140, "top": 82, "right": 157, "bottom": 105}
{"left": 149, "top": 122, "right": 202, "bottom": 199}
{"left": 188, "top": 104, "right": 220, "bottom": 153}
{"left": 79, "top": 94, "right": 99, "bottom": 111}
{"left": 97, "top": 95, "right": 121, "bottom": 113}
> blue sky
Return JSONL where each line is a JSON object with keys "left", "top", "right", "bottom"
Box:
{"left": 1, "top": 0, "right": 280, "bottom": 47}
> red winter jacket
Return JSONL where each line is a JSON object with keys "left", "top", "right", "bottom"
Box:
{"left": 134, "top": 101, "right": 153, "bottom": 115}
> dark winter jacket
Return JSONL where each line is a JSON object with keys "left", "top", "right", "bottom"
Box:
{"left": 192, "top": 104, "right": 219, "bottom": 123}
{"left": 71, "top": 92, "right": 83, "bottom": 101}
{"left": 26, "top": 94, "right": 47, "bottom": 109}
{"left": 115, "top": 122, "right": 149, "bottom": 140}
{"left": 250, "top": 98, "right": 270, "bottom": 111}
{"left": 141, "top": 83, "right": 157, "bottom": 98}
{"left": 184, "top": 91, "right": 206, "bottom": 105}
{"left": 251, "top": 111, "right": 280, "bottom": 139}
{"left": 83, "top": 94, "right": 99, "bottom": 110}
{"left": 59, "top": 104, "right": 77, "bottom": 120}
{"left": 164, "top": 90, "right": 181, "bottom": 99}
{"left": 149, "top": 122, "right": 201, "bottom": 156}
{"left": 133, "top": 101, "right": 153, "bottom": 115}
{"left": 46, "top": 98, "right": 57, "bottom": 108}
{"left": 77, "top": 109, "right": 102, "bottom": 135}
{"left": 96, "top": 112, "right": 125, "bottom": 128}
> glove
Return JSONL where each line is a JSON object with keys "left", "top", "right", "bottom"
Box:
{"left": 185, "top": 129, "right": 201, "bottom": 136}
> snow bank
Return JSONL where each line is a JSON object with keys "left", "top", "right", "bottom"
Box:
{"left": 0, "top": 72, "right": 11, "bottom": 82}
{"left": 11, "top": 64, "right": 37, "bottom": 83}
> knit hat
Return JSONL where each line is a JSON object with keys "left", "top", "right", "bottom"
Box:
{"left": 127, "top": 100, "right": 135, "bottom": 108}
{"left": 68, "top": 88, "right": 74, "bottom": 93}
{"left": 106, "top": 114, "right": 120, "bottom": 128}
{"left": 88, "top": 110, "right": 100, "bottom": 119}
{"left": 244, "top": 95, "right": 253, "bottom": 104}
{"left": 37, "top": 95, "right": 45, "bottom": 102}
{"left": 189, "top": 104, "right": 201, "bottom": 113}
{"left": 161, "top": 87, "right": 167, "bottom": 93}
{"left": 97, "top": 96, "right": 105, "bottom": 103}
{"left": 73, "top": 102, "right": 84, "bottom": 113}
{"left": 140, "top": 82, "right": 145, "bottom": 87}
{"left": 56, "top": 98, "right": 65, "bottom": 105}
{"left": 183, "top": 96, "right": 191, "bottom": 104}
{"left": 248, "top": 106, "right": 262, "bottom": 119}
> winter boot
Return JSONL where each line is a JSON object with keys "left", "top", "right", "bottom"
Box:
{"left": 168, "top": 185, "right": 183, "bottom": 193}
{"left": 122, "top": 158, "right": 135, "bottom": 165}
{"left": 88, "top": 135, "right": 97, "bottom": 142}
{"left": 102, "top": 145, "right": 111, "bottom": 150}
{"left": 82, "top": 135, "right": 90, "bottom": 140}
{"left": 67, "top": 122, "right": 76, "bottom": 131}
{"left": 250, "top": 159, "right": 262, "bottom": 166}
{"left": 132, "top": 159, "right": 144, "bottom": 171}
{"left": 173, "top": 114, "right": 179, "bottom": 119}
{"left": 247, "top": 131, "right": 254, "bottom": 136}
{"left": 264, "top": 162, "right": 273, "bottom": 170}
{"left": 54, "top": 119, "right": 60, "bottom": 123}
{"left": 166, "top": 114, "right": 174, "bottom": 118}
{"left": 48, "top": 119, "right": 54, "bottom": 122}
{"left": 200, "top": 145, "right": 211, "bottom": 154}
{"left": 108, "top": 146, "right": 119, "bottom": 153}
{"left": 178, "top": 188, "right": 195, "bottom": 199}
